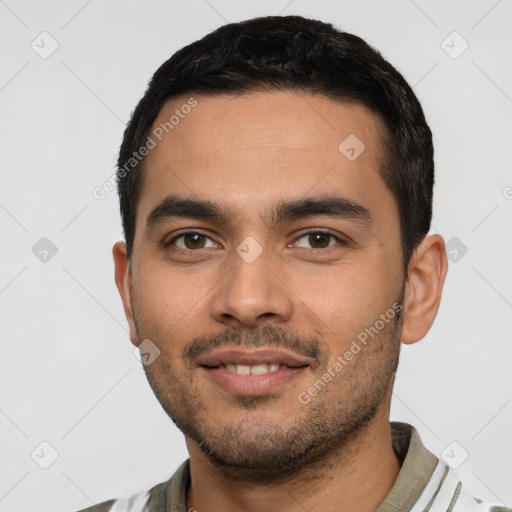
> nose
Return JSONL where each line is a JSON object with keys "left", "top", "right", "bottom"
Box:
{"left": 209, "top": 244, "right": 294, "bottom": 329}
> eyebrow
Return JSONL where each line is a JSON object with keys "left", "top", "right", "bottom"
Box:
{"left": 145, "top": 193, "right": 372, "bottom": 232}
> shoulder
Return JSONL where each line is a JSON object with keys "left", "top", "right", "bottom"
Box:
{"left": 418, "top": 464, "right": 511, "bottom": 512}
{"left": 75, "top": 489, "right": 151, "bottom": 512}
{"left": 389, "top": 423, "right": 511, "bottom": 512}
{"left": 73, "top": 460, "right": 190, "bottom": 512}
{"left": 452, "top": 493, "right": 512, "bottom": 512}
{"left": 450, "top": 484, "right": 512, "bottom": 512}
{"left": 75, "top": 498, "right": 117, "bottom": 512}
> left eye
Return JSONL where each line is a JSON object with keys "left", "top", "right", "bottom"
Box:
{"left": 293, "top": 231, "right": 342, "bottom": 250}
{"left": 170, "top": 232, "right": 217, "bottom": 250}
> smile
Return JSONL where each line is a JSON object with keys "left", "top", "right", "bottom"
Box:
{"left": 220, "top": 363, "right": 282, "bottom": 375}
{"left": 196, "top": 348, "right": 313, "bottom": 395}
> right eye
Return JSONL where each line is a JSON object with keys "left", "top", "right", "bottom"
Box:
{"left": 165, "top": 231, "right": 218, "bottom": 251}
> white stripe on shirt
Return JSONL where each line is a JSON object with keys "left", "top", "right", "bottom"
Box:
{"left": 108, "top": 490, "right": 150, "bottom": 512}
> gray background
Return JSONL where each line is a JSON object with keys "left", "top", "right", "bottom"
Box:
{"left": 0, "top": 1, "right": 511, "bottom": 510}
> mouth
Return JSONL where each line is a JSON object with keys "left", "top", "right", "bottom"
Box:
{"left": 217, "top": 362, "right": 287, "bottom": 374}
{"left": 197, "top": 348, "right": 312, "bottom": 395}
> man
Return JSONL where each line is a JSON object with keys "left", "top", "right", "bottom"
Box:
{"left": 79, "top": 15, "right": 510, "bottom": 512}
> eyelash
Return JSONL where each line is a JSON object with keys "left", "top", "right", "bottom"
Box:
{"left": 164, "top": 229, "right": 347, "bottom": 254}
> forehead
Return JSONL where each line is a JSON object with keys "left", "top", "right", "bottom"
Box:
{"left": 137, "top": 91, "right": 395, "bottom": 231}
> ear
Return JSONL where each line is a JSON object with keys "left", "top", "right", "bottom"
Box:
{"left": 401, "top": 234, "right": 448, "bottom": 345}
{"left": 113, "top": 241, "right": 139, "bottom": 347}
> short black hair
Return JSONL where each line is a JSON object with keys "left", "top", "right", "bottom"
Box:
{"left": 117, "top": 15, "right": 434, "bottom": 271}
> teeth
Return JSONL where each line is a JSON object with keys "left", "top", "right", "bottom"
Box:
{"left": 223, "top": 363, "right": 282, "bottom": 375}
{"left": 250, "top": 364, "right": 268, "bottom": 375}
{"left": 237, "top": 364, "right": 251, "bottom": 375}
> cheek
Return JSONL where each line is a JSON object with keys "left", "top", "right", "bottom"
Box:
{"left": 132, "top": 265, "right": 213, "bottom": 336}
{"left": 292, "top": 260, "right": 399, "bottom": 345}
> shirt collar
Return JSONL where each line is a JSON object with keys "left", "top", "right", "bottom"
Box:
{"left": 376, "top": 422, "right": 439, "bottom": 511}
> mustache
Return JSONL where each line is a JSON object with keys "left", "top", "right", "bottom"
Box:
{"left": 183, "top": 324, "right": 325, "bottom": 365}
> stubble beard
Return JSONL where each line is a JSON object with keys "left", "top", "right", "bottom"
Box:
{"left": 137, "top": 301, "right": 403, "bottom": 484}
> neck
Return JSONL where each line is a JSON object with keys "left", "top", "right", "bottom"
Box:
{"left": 185, "top": 411, "right": 401, "bottom": 512}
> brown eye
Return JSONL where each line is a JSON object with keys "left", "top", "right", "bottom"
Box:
{"left": 294, "top": 231, "right": 341, "bottom": 250}
{"left": 307, "top": 233, "right": 332, "bottom": 249}
{"left": 168, "top": 232, "right": 216, "bottom": 250}
{"left": 183, "top": 233, "right": 206, "bottom": 249}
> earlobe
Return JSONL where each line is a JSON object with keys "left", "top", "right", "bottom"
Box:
{"left": 401, "top": 234, "right": 448, "bottom": 345}
{"left": 112, "top": 241, "right": 139, "bottom": 346}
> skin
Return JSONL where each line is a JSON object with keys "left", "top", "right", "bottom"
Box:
{"left": 113, "top": 91, "right": 448, "bottom": 512}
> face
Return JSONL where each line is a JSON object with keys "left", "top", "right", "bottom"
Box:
{"left": 117, "top": 91, "right": 407, "bottom": 481}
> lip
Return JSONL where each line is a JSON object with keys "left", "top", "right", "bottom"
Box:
{"left": 197, "top": 348, "right": 313, "bottom": 368}
{"left": 197, "top": 348, "right": 313, "bottom": 395}
{"left": 201, "top": 366, "right": 308, "bottom": 395}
